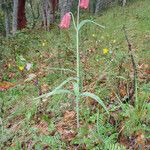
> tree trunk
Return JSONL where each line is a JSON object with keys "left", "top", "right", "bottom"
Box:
{"left": 4, "top": 9, "right": 10, "bottom": 37}
{"left": 95, "top": 0, "right": 114, "bottom": 13}
{"left": 123, "top": 0, "right": 127, "bottom": 6}
{"left": 29, "top": 0, "right": 40, "bottom": 29}
{"left": 51, "top": 0, "right": 58, "bottom": 22}
{"left": 42, "top": 0, "right": 47, "bottom": 30}
{"left": 49, "top": 0, "right": 56, "bottom": 23}
{"left": 17, "top": 0, "right": 27, "bottom": 30}
{"left": 59, "top": 0, "right": 73, "bottom": 19}
{"left": 46, "top": 0, "right": 50, "bottom": 31}
{"left": 12, "top": 0, "right": 18, "bottom": 35}
{"left": 95, "top": 0, "right": 100, "bottom": 13}
{"left": 42, "top": 0, "right": 57, "bottom": 31}
{"left": 2, "top": 0, "right": 11, "bottom": 36}
{"left": 119, "top": 0, "right": 126, "bottom": 6}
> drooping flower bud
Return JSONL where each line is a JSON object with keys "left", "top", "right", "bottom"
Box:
{"left": 59, "top": 13, "right": 71, "bottom": 29}
{"left": 79, "top": 0, "right": 89, "bottom": 9}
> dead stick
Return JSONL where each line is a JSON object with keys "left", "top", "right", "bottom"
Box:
{"left": 123, "top": 26, "right": 138, "bottom": 105}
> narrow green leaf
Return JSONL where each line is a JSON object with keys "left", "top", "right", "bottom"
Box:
{"left": 81, "top": 92, "right": 109, "bottom": 114}
{"left": 33, "top": 89, "right": 72, "bottom": 100}
{"left": 33, "top": 77, "right": 77, "bottom": 100}
{"left": 46, "top": 89, "right": 72, "bottom": 98}
{"left": 78, "top": 20, "right": 105, "bottom": 31}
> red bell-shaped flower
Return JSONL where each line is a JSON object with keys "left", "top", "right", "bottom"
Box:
{"left": 59, "top": 13, "right": 71, "bottom": 29}
{"left": 79, "top": 0, "right": 89, "bottom": 9}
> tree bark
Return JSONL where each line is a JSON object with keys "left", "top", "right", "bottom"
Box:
{"left": 17, "top": 0, "right": 27, "bottom": 30}
{"left": 42, "top": 0, "right": 47, "bottom": 30}
{"left": 118, "top": 0, "right": 126, "bottom": 6}
{"left": 95, "top": 0, "right": 114, "bottom": 13}
{"left": 59, "top": 0, "right": 73, "bottom": 19}
{"left": 51, "top": 0, "right": 58, "bottom": 22}
{"left": 29, "top": 0, "right": 40, "bottom": 29}
{"left": 42, "top": 0, "right": 57, "bottom": 31}
{"left": 46, "top": 0, "right": 50, "bottom": 31}
{"left": 4, "top": 9, "right": 10, "bottom": 37}
{"left": 2, "top": 0, "right": 11, "bottom": 36}
{"left": 12, "top": 0, "right": 18, "bottom": 35}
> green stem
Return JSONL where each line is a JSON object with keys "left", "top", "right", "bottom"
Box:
{"left": 76, "top": 30, "right": 80, "bottom": 84}
{"left": 76, "top": 30, "right": 80, "bottom": 128}
{"left": 77, "top": 0, "right": 80, "bottom": 25}
{"left": 69, "top": 12, "right": 77, "bottom": 30}
{"left": 76, "top": 0, "right": 81, "bottom": 128}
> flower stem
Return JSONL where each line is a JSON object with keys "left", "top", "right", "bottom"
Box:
{"left": 76, "top": 0, "right": 81, "bottom": 128}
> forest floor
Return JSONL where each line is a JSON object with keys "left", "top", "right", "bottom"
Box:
{"left": 0, "top": 0, "right": 150, "bottom": 149}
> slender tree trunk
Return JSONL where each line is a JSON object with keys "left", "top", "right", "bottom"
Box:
{"left": 123, "top": 0, "right": 126, "bottom": 6}
{"left": 42, "top": 0, "right": 47, "bottom": 30}
{"left": 46, "top": 0, "right": 50, "bottom": 31}
{"left": 51, "top": 0, "right": 58, "bottom": 22}
{"left": 4, "top": 9, "right": 10, "bottom": 37}
{"left": 90, "top": 0, "right": 97, "bottom": 13}
{"left": 59, "top": 0, "right": 73, "bottom": 19}
{"left": 12, "top": 0, "right": 18, "bottom": 35}
{"left": 59, "top": 0, "right": 66, "bottom": 19}
{"left": 49, "top": 0, "right": 55, "bottom": 23}
{"left": 118, "top": 0, "right": 127, "bottom": 6}
{"left": 42, "top": 0, "right": 56, "bottom": 31}
{"left": 17, "top": 0, "right": 27, "bottom": 29}
{"left": 29, "top": 0, "right": 40, "bottom": 29}
{"left": 95, "top": 0, "right": 101, "bottom": 13}
{"left": 95, "top": 0, "right": 114, "bottom": 13}
{"left": 2, "top": 0, "right": 11, "bottom": 36}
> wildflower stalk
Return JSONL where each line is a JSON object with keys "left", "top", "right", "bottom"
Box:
{"left": 73, "top": 0, "right": 105, "bottom": 128}
{"left": 37, "top": 0, "right": 107, "bottom": 129}
{"left": 76, "top": 0, "right": 81, "bottom": 128}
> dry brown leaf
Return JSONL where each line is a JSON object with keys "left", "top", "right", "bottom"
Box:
{"left": 61, "top": 129, "right": 76, "bottom": 141}
{"left": 41, "top": 84, "right": 49, "bottom": 93}
{"left": 136, "top": 132, "right": 145, "bottom": 149}
{"left": 34, "top": 121, "right": 49, "bottom": 135}
{"left": 64, "top": 110, "right": 76, "bottom": 122}
{"left": 56, "top": 110, "right": 77, "bottom": 142}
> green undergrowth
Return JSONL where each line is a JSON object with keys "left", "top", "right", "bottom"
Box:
{"left": 0, "top": 0, "right": 150, "bottom": 149}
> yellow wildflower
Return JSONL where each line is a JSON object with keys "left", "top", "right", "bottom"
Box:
{"left": 92, "top": 34, "right": 95, "bottom": 37}
{"left": 42, "top": 43, "right": 46, "bottom": 46}
{"left": 18, "top": 66, "right": 24, "bottom": 71}
{"left": 103, "top": 48, "right": 109, "bottom": 55}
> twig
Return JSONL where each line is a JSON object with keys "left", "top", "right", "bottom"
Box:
{"left": 123, "top": 26, "right": 138, "bottom": 105}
